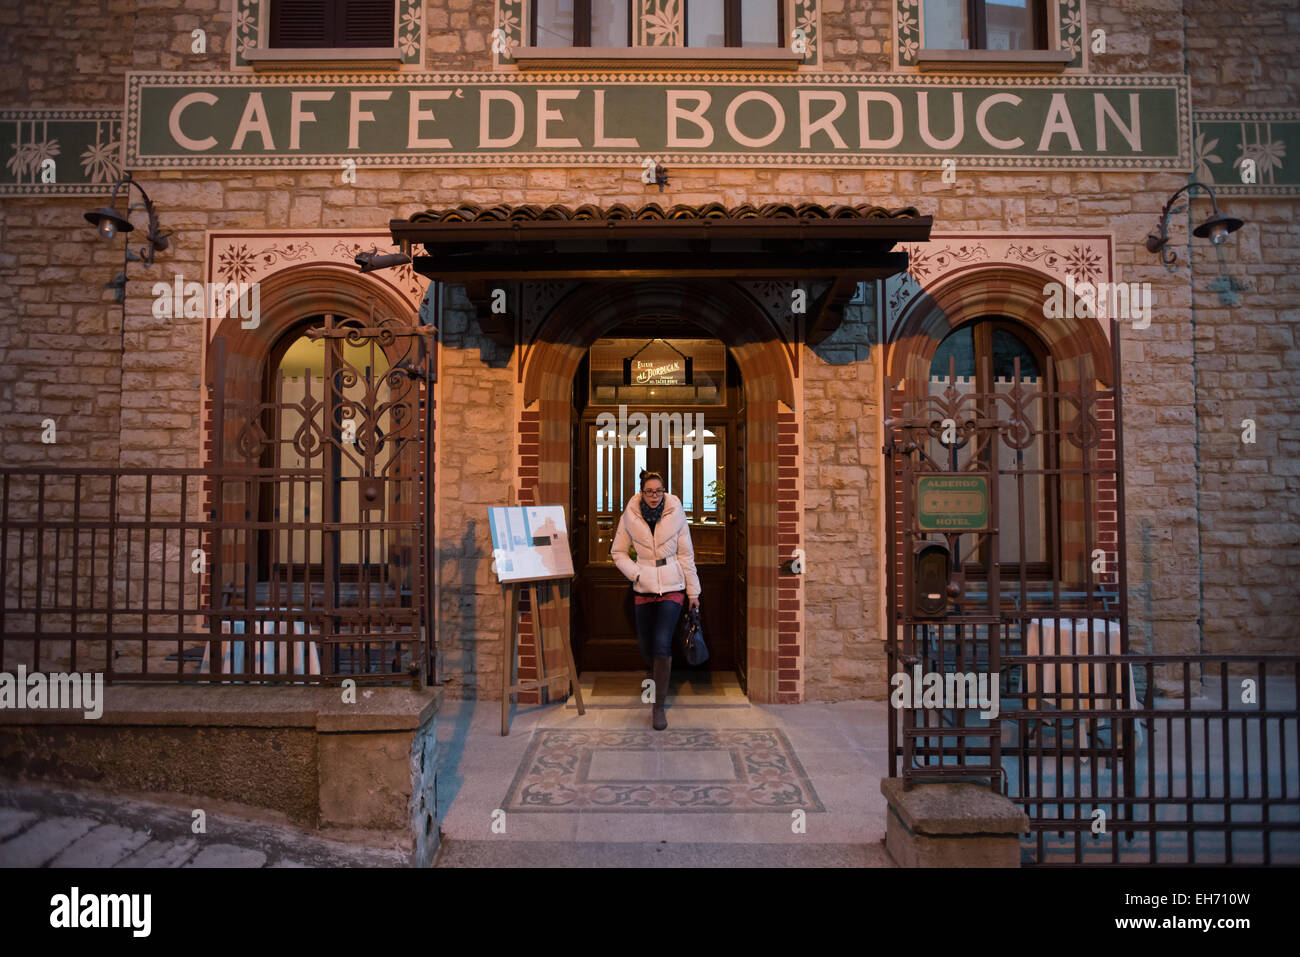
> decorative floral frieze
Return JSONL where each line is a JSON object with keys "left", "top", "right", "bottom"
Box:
{"left": 884, "top": 233, "right": 1115, "bottom": 342}
{"left": 494, "top": 0, "right": 525, "bottom": 65}
{"left": 232, "top": 0, "right": 259, "bottom": 66}
{"left": 638, "top": 0, "right": 682, "bottom": 46}
{"left": 895, "top": 0, "right": 1084, "bottom": 70}
{"left": 205, "top": 231, "right": 428, "bottom": 341}
{"left": 233, "top": 0, "right": 426, "bottom": 69}
{"left": 1057, "top": 0, "right": 1085, "bottom": 68}
{"left": 896, "top": 0, "right": 920, "bottom": 67}
{"left": 791, "top": 0, "right": 819, "bottom": 66}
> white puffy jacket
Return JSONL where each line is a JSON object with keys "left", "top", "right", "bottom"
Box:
{"left": 610, "top": 492, "right": 702, "bottom": 598}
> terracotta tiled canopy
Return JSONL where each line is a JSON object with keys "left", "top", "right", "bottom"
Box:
{"left": 390, "top": 201, "right": 931, "bottom": 344}
{"left": 398, "top": 200, "right": 924, "bottom": 224}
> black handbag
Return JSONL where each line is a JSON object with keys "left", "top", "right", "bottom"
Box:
{"left": 678, "top": 605, "right": 709, "bottom": 666}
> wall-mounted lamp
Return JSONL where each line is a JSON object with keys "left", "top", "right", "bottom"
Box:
{"left": 84, "top": 171, "right": 170, "bottom": 302}
{"left": 654, "top": 163, "right": 670, "bottom": 192}
{"left": 1145, "top": 181, "right": 1244, "bottom": 266}
{"left": 355, "top": 242, "right": 412, "bottom": 273}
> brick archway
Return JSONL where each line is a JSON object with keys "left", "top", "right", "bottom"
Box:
{"left": 205, "top": 264, "right": 418, "bottom": 432}
{"left": 886, "top": 264, "right": 1115, "bottom": 393}
{"left": 518, "top": 279, "right": 799, "bottom": 704}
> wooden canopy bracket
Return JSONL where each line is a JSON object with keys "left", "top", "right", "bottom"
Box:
{"left": 465, "top": 279, "right": 517, "bottom": 347}
{"left": 806, "top": 275, "right": 865, "bottom": 347}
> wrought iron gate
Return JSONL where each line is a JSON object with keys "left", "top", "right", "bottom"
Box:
{"left": 885, "top": 348, "right": 1137, "bottom": 853}
{"left": 206, "top": 308, "right": 434, "bottom": 685}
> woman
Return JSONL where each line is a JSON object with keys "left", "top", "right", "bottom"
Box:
{"left": 610, "top": 471, "right": 701, "bottom": 730}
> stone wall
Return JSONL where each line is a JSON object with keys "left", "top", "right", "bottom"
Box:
{"left": 1185, "top": 0, "right": 1300, "bottom": 655}
{"left": 432, "top": 283, "right": 515, "bottom": 698}
{"left": 802, "top": 295, "right": 883, "bottom": 701}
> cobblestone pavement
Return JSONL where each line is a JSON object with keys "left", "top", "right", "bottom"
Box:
{"left": 0, "top": 783, "right": 408, "bottom": 868}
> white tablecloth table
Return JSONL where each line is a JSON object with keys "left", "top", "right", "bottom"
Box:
{"left": 1024, "top": 617, "right": 1137, "bottom": 751}
{"left": 199, "top": 620, "right": 320, "bottom": 680}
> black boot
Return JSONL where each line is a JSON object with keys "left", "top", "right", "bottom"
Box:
{"left": 652, "top": 656, "right": 671, "bottom": 731}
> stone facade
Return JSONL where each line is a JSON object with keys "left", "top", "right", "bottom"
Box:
{"left": 0, "top": 0, "right": 1295, "bottom": 703}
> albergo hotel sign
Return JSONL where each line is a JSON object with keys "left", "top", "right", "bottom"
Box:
{"left": 123, "top": 72, "right": 1191, "bottom": 171}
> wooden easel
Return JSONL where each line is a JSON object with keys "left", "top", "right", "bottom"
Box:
{"left": 498, "top": 489, "right": 585, "bottom": 735}
{"left": 500, "top": 575, "right": 585, "bottom": 735}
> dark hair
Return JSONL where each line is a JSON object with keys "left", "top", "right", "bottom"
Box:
{"left": 639, "top": 470, "right": 664, "bottom": 489}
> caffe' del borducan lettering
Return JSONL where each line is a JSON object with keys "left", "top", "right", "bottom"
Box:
{"left": 125, "top": 72, "right": 1192, "bottom": 171}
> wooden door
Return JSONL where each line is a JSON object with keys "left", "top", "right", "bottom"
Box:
{"left": 573, "top": 412, "right": 736, "bottom": 671}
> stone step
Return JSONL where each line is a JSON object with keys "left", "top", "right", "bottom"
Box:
{"left": 433, "top": 838, "right": 894, "bottom": 868}
{"left": 562, "top": 670, "right": 751, "bottom": 709}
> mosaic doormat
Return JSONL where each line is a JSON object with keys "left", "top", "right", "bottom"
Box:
{"left": 503, "top": 728, "right": 826, "bottom": 813}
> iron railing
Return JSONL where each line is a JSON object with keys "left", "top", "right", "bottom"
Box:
{"left": 888, "top": 629, "right": 1299, "bottom": 864}
{"left": 1005, "top": 653, "right": 1300, "bottom": 866}
{"left": 0, "top": 465, "right": 428, "bottom": 685}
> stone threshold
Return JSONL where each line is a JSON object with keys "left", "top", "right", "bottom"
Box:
{"left": 434, "top": 838, "right": 894, "bottom": 868}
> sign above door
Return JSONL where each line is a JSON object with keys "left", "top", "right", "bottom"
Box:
{"left": 123, "top": 71, "right": 1191, "bottom": 172}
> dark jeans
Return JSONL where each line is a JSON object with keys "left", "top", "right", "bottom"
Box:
{"left": 634, "top": 594, "right": 685, "bottom": 659}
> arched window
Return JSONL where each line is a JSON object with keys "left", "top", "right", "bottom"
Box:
{"left": 928, "top": 318, "right": 1053, "bottom": 577}
{"left": 260, "top": 321, "right": 394, "bottom": 591}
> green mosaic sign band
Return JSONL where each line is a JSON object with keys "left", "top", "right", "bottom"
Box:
{"left": 1, "top": 111, "right": 123, "bottom": 196}
{"left": 1192, "top": 110, "right": 1300, "bottom": 197}
{"left": 917, "top": 475, "right": 989, "bottom": 532}
{"left": 124, "top": 72, "right": 1191, "bottom": 171}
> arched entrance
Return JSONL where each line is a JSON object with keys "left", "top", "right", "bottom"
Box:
{"left": 572, "top": 323, "right": 743, "bottom": 677}
{"left": 520, "top": 280, "right": 795, "bottom": 703}
{"left": 204, "top": 265, "right": 432, "bottom": 682}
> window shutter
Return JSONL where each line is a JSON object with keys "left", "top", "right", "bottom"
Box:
{"left": 270, "top": 0, "right": 394, "bottom": 48}
{"left": 271, "top": 0, "right": 331, "bottom": 47}
{"left": 340, "top": 0, "right": 396, "bottom": 47}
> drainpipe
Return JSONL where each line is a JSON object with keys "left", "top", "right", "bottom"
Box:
{"left": 1181, "top": 0, "right": 1207, "bottom": 656}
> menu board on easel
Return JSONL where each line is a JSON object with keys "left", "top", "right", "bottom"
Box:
{"left": 488, "top": 505, "right": 575, "bottom": 583}
{"left": 489, "top": 504, "right": 583, "bottom": 734}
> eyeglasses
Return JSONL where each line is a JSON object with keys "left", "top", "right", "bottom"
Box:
{"left": 643, "top": 488, "right": 664, "bottom": 496}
